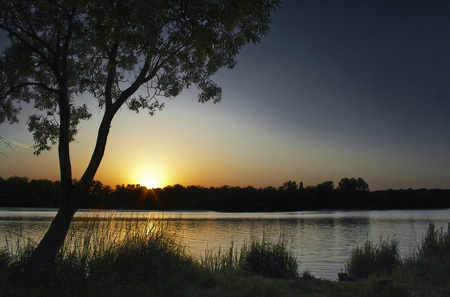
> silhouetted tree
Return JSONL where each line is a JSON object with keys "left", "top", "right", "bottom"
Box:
{"left": 0, "top": 0, "right": 280, "bottom": 277}
{"left": 2, "top": 177, "right": 450, "bottom": 210}
{"left": 281, "top": 180, "right": 298, "bottom": 191}
{"left": 337, "top": 177, "right": 370, "bottom": 208}
{"left": 338, "top": 177, "right": 370, "bottom": 192}
{"left": 84, "top": 180, "right": 112, "bottom": 208}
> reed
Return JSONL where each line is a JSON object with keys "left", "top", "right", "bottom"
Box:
{"left": 201, "top": 242, "right": 240, "bottom": 271}
{"left": 202, "top": 235, "right": 299, "bottom": 279}
{"left": 356, "top": 223, "right": 450, "bottom": 297}
{"left": 4, "top": 216, "right": 449, "bottom": 297}
{"left": 345, "top": 236, "right": 401, "bottom": 278}
{"left": 412, "top": 222, "right": 450, "bottom": 261}
{"left": 240, "top": 237, "right": 299, "bottom": 279}
{"left": 2, "top": 214, "right": 201, "bottom": 296}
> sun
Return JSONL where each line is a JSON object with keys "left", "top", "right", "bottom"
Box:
{"left": 142, "top": 177, "right": 158, "bottom": 189}
{"left": 133, "top": 166, "right": 167, "bottom": 189}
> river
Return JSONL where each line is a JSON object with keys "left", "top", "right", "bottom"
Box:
{"left": 0, "top": 208, "right": 449, "bottom": 280}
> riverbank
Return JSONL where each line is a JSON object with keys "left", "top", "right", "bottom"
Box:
{"left": 1, "top": 217, "right": 449, "bottom": 296}
{"left": 2, "top": 257, "right": 449, "bottom": 297}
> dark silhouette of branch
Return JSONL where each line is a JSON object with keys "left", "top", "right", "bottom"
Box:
{"left": 0, "top": 135, "right": 14, "bottom": 157}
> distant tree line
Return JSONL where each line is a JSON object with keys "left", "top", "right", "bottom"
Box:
{"left": 1, "top": 176, "right": 449, "bottom": 211}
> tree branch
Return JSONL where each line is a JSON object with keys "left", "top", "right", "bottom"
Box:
{"left": 0, "top": 23, "right": 53, "bottom": 67}
{"left": 104, "top": 43, "right": 119, "bottom": 109}
{"left": 1, "top": 82, "right": 59, "bottom": 102}
{"left": 112, "top": 53, "right": 153, "bottom": 110}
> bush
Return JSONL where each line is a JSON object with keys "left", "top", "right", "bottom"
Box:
{"left": 346, "top": 237, "right": 401, "bottom": 278}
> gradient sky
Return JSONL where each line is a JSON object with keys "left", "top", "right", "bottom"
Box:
{"left": 1, "top": 0, "right": 450, "bottom": 190}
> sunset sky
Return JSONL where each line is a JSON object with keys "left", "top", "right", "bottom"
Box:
{"left": 1, "top": 0, "right": 450, "bottom": 191}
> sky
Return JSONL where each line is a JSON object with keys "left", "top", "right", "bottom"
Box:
{"left": 1, "top": 0, "right": 450, "bottom": 191}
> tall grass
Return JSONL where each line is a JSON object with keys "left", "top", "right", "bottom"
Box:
{"left": 1, "top": 214, "right": 305, "bottom": 296}
{"left": 201, "top": 242, "right": 240, "bottom": 272}
{"left": 412, "top": 222, "right": 450, "bottom": 260}
{"left": 345, "top": 236, "right": 401, "bottom": 278}
{"left": 346, "top": 222, "right": 450, "bottom": 281}
{"left": 201, "top": 235, "right": 299, "bottom": 279}
{"left": 2, "top": 214, "right": 201, "bottom": 296}
{"left": 355, "top": 222, "right": 450, "bottom": 297}
{"left": 3, "top": 215, "right": 449, "bottom": 297}
{"left": 240, "top": 237, "right": 299, "bottom": 278}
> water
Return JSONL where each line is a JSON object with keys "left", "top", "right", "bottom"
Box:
{"left": 1, "top": 208, "right": 449, "bottom": 280}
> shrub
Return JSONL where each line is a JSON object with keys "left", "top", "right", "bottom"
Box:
{"left": 346, "top": 237, "right": 401, "bottom": 278}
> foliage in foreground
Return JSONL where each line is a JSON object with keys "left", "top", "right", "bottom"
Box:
{"left": 0, "top": 215, "right": 353, "bottom": 297}
{"left": 1, "top": 219, "right": 450, "bottom": 297}
{"left": 412, "top": 222, "right": 450, "bottom": 260}
{"left": 201, "top": 236, "right": 299, "bottom": 279}
{"left": 1, "top": 216, "right": 200, "bottom": 296}
{"left": 345, "top": 236, "right": 401, "bottom": 278}
{"left": 355, "top": 222, "right": 450, "bottom": 297}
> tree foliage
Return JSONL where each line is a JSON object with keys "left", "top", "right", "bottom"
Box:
{"left": 338, "top": 177, "right": 370, "bottom": 193}
{"left": 1, "top": 0, "right": 280, "bottom": 154}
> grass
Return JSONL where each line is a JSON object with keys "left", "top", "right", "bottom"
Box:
{"left": 202, "top": 234, "right": 299, "bottom": 279}
{"left": 0, "top": 216, "right": 449, "bottom": 297}
{"left": 345, "top": 236, "right": 401, "bottom": 278}
{"left": 349, "top": 222, "right": 450, "bottom": 297}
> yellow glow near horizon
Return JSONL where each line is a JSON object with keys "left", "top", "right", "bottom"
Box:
{"left": 141, "top": 177, "right": 158, "bottom": 189}
{"left": 129, "top": 164, "right": 168, "bottom": 189}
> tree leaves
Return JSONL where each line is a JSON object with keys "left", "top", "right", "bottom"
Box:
{"left": 1, "top": 0, "right": 280, "bottom": 152}
{"left": 27, "top": 114, "right": 59, "bottom": 155}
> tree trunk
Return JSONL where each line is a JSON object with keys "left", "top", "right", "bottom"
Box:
{"left": 21, "top": 82, "right": 77, "bottom": 282}
{"left": 21, "top": 108, "right": 116, "bottom": 283}
{"left": 21, "top": 194, "right": 77, "bottom": 283}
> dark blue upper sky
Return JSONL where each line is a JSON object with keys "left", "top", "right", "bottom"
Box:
{"left": 209, "top": 0, "right": 450, "bottom": 189}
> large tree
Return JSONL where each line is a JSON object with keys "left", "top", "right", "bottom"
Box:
{"left": 0, "top": 0, "right": 279, "bottom": 277}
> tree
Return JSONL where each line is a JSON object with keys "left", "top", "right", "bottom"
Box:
{"left": 281, "top": 180, "right": 298, "bottom": 191}
{"left": 0, "top": 0, "right": 279, "bottom": 278}
{"left": 338, "top": 177, "right": 370, "bottom": 192}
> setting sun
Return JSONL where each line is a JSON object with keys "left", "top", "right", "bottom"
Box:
{"left": 142, "top": 177, "right": 158, "bottom": 189}
{"left": 130, "top": 165, "right": 168, "bottom": 189}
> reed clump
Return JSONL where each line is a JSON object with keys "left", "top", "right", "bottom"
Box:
{"left": 412, "top": 222, "right": 450, "bottom": 260}
{"left": 202, "top": 235, "right": 299, "bottom": 279}
{"left": 240, "top": 238, "right": 299, "bottom": 278}
{"left": 346, "top": 222, "right": 450, "bottom": 281}
{"left": 353, "top": 222, "right": 450, "bottom": 297}
{"left": 345, "top": 236, "right": 401, "bottom": 278}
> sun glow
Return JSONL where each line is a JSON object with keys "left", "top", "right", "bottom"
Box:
{"left": 130, "top": 165, "right": 168, "bottom": 189}
{"left": 142, "top": 177, "right": 158, "bottom": 189}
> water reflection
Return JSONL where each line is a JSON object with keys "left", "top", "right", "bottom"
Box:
{"left": 0, "top": 209, "right": 449, "bottom": 280}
